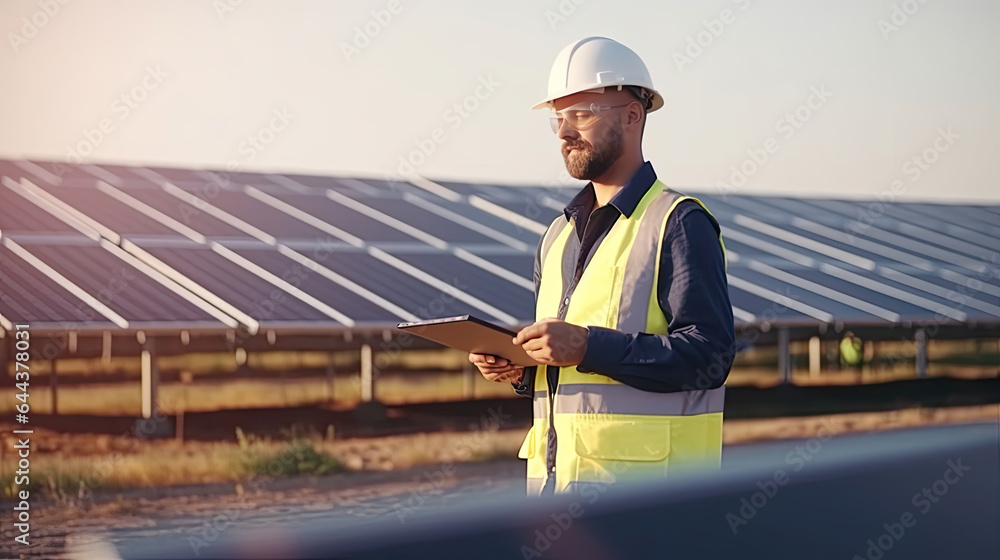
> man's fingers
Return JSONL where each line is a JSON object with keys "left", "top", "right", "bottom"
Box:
{"left": 483, "top": 369, "right": 519, "bottom": 382}
{"left": 480, "top": 366, "right": 517, "bottom": 376}
{"left": 521, "top": 337, "right": 545, "bottom": 352}
{"left": 481, "top": 364, "right": 525, "bottom": 383}
{"left": 470, "top": 353, "right": 506, "bottom": 366}
{"left": 514, "top": 317, "right": 561, "bottom": 345}
{"left": 477, "top": 362, "right": 518, "bottom": 374}
{"left": 514, "top": 322, "right": 545, "bottom": 346}
{"left": 484, "top": 356, "right": 507, "bottom": 367}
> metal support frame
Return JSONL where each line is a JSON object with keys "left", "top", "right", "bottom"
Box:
{"left": 915, "top": 328, "right": 928, "bottom": 378}
{"left": 463, "top": 360, "right": 476, "bottom": 399}
{"left": 360, "top": 343, "right": 374, "bottom": 403}
{"left": 140, "top": 337, "right": 159, "bottom": 419}
{"left": 808, "top": 335, "right": 821, "bottom": 378}
{"left": 778, "top": 327, "right": 791, "bottom": 384}
{"left": 50, "top": 358, "right": 58, "bottom": 415}
{"left": 326, "top": 352, "right": 336, "bottom": 404}
{"left": 101, "top": 330, "right": 112, "bottom": 368}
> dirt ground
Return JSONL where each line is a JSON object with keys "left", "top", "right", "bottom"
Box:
{"left": 721, "top": 402, "right": 999, "bottom": 443}
{"left": 2, "top": 404, "right": 997, "bottom": 558}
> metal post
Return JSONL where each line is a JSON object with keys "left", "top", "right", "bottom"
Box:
{"left": 140, "top": 337, "right": 159, "bottom": 419}
{"left": 778, "top": 327, "right": 791, "bottom": 384}
{"left": 50, "top": 359, "right": 58, "bottom": 415}
{"left": 326, "top": 353, "right": 336, "bottom": 404}
{"left": 102, "top": 330, "right": 112, "bottom": 370}
{"left": 360, "top": 343, "right": 373, "bottom": 403}
{"left": 463, "top": 360, "right": 476, "bottom": 400}
{"left": 915, "top": 329, "right": 927, "bottom": 378}
{"left": 808, "top": 336, "right": 821, "bottom": 378}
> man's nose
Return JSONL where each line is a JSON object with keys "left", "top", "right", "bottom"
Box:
{"left": 557, "top": 119, "right": 580, "bottom": 142}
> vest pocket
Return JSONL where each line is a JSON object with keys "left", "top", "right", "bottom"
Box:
{"left": 518, "top": 421, "right": 548, "bottom": 460}
{"left": 517, "top": 425, "right": 535, "bottom": 459}
{"left": 571, "top": 417, "right": 671, "bottom": 485}
{"left": 574, "top": 418, "right": 670, "bottom": 461}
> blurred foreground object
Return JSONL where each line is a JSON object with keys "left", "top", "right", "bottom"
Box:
{"left": 99, "top": 422, "right": 998, "bottom": 560}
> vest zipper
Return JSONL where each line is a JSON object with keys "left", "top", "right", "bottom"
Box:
{"left": 546, "top": 211, "right": 597, "bottom": 479}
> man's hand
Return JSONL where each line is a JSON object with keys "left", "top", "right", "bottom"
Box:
{"left": 469, "top": 353, "right": 525, "bottom": 384}
{"left": 513, "top": 317, "right": 589, "bottom": 367}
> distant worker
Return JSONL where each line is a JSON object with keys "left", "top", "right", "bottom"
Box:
{"left": 470, "top": 37, "right": 736, "bottom": 495}
{"left": 840, "top": 331, "right": 864, "bottom": 369}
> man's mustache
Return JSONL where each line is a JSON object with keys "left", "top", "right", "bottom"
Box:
{"left": 562, "top": 141, "right": 591, "bottom": 155}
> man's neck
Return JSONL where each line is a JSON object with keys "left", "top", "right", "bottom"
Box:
{"left": 591, "top": 154, "right": 645, "bottom": 207}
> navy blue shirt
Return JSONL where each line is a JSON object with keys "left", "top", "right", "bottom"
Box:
{"left": 513, "top": 161, "right": 735, "bottom": 396}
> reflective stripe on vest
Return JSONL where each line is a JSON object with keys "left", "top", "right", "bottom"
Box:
{"left": 521, "top": 179, "right": 727, "bottom": 495}
{"left": 554, "top": 383, "right": 725, "bottom": 415}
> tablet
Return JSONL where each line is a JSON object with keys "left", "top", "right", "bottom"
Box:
{"left": 396, "top": 315, "right": 542, "bottom": 367}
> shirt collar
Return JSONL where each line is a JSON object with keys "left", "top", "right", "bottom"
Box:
{"left": 562, "top": 161, "right": 657, "bottom": 223}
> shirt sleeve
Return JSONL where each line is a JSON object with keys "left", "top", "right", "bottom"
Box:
{"left": 511, "top": 366, "right": 535, "bottom": 397}
{"left": 576, "top": 200, "right": 736, "bottom": 392}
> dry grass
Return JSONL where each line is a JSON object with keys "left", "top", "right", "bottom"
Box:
{"left": 1, "top": 427, "right": 527, "bottom": 501}
{"left": 4, "top": 440, "right": 246, "bottom": 498}
{"left": 327, "top": 430, "right": 527, "bottom": 471}
{"left": 3, "top": 340, "right": 992, "bottom": 506}
{"left": 4, "top": 404, "right": 996, "bottom": 502}
{"left": 2, "top": 434, "right": 346, "bottom": 499}
{"left": 723, "top": 403, "right": 999, "bottom": 444}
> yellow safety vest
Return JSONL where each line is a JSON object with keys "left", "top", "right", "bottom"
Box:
{"left": 517, "top": 179, "right": 727, "bottom": 495}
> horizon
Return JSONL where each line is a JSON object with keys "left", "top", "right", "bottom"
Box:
{"left": 2, "top": 0, "right": 997, "bottom": 202}
{"left": 5, "top": 155, "right": 1000, "bottom": 206}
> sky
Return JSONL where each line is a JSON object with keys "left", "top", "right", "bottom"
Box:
{"left": 1, "top": 0, "right": 998, "bottom": 201}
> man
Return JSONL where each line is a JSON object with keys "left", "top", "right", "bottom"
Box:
{"left": 470, "top": 37, "right": 736, "bottom": 495}
{"left": 840, "top": 331, "right": 864, "bottom": 370}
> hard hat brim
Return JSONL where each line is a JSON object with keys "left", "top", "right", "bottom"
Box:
{"left": 531, "top": 87, "right": 663, "bottom": 113}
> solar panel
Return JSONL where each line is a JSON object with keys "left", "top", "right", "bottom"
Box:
{"left": 343, "top": 195, "right": 504, "bottom": 246}
{"left": 28, "top": 160, "right": 101, "bottom": 182}
{"left": 0, "top": 161, "right": 29, "bottom": 181}
{"left": 0, "top": 158, "right": 998, "bottom": 335}
{"left": 32, "top": 184, "right": 180, "bottom": 236}
{"left": 274, "top": 192, "right": 425, "bottom": 243}
{"left": 229, "top": 248, "right": 405, "bottom": 324}
{"left": 410, "top": 195, "right": 544, "bottom": 245}
{"left": 488, "top": 254, "right": 535, "bottom": 282}
{"left": 0, "top": 244, "right": 108, "bottom": 326}
{"left": 193, "top": 190, "right": 341, "bottom": 241}
{"left": 388, "top": 252, "right": 534, "bottom": 320}
{"left": 124, "top": 189, "right": 252, "bottom": 238}
{"left": 23, "top": 243, "right": 221, "bottom": 324}
{"left": 141, "top": 245, "right": 338, "bottom": 325}
{"left": 0, "top": 185, "right": 79, "bottom": 235}
{"left": 302, "top": 251, "right": 488, "bottom": 321}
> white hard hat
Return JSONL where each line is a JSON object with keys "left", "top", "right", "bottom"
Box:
{"left": 532, "top": 36, "right": 663, "bottom": 113}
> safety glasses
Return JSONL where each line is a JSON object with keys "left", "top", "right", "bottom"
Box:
{"left": 549, "top": 102, "right": 631, "bottom": 134}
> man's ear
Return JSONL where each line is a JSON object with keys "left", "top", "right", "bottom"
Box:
{"left": 627, "top": 102, "right": 645, "bottom": 127}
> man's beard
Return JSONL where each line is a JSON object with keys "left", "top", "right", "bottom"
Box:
{"left": 561, "top": 122, "right": 625, "bottom": 180}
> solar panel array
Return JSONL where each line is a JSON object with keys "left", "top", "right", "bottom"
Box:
{"left": 1, "top": 158, "right": 998, "bottom": 334}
